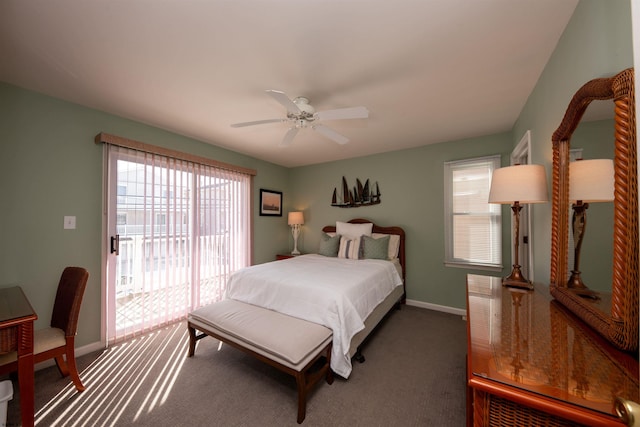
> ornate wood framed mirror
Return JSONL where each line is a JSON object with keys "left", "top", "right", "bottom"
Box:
{"left": 550, "top": 67, "right": 638, "bottom": 352}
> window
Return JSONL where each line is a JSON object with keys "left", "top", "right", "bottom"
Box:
{"left": 444, "top": 155, "right": 502, "bottom": 269}
{"left": 100, "top": 133, "right": 255, "bottom": 342}
{"left": 116, "top": 213, "right": 127, "bottom": 225}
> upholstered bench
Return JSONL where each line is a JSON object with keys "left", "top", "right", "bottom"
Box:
{"left": 187, "top": 299, "right": 334, "bottom": 424}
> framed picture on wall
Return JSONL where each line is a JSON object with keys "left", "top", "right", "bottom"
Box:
{"left": 259, "top": 189, "right": 283, "bottom": 216}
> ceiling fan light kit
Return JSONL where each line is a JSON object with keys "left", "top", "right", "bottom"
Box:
{"left": 231, "top": 90, "right": 368, "bottom": 146}
{"left": 291, "top": 97, "right": 315, "bottom": 117}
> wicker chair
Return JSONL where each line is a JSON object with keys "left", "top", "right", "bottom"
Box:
{"left": 0, "top": 267, "right": 89, "bottom": 392}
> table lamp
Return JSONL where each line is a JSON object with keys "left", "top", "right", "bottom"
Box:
{"left": 489, "top": 164, "right": 548, "bottom": 289}
{"left": 567, "top": 159, "right": 614, "bottom": 297}
{"left": 288, "top": 211, "right": 304, "bottom": 255}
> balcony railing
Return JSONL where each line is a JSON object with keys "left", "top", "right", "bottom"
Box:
{"left": 114, "top": 233, "right": 230, "bottom": 333}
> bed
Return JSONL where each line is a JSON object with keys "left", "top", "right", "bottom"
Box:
{"left": 187, "top": 218, "right": 405, "bottom": 421}
{"left": 226, "top": 218, "right": 405, "bottom": 377}
{"left": 319, "top": 218, "right": 406, "bottom": 373}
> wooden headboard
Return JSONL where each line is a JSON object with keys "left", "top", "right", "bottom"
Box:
{"left": 322, "top": 218, "right": 406, "bottom": 301}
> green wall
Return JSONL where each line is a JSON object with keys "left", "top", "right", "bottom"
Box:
{"left": 290, "top": 0, "right": 633, "bottom": 309}
{"left": 0, "top": 83, "right": 292, "bottom": 347}
{"left": 513, "top": 0, "right": 633, "bottom": 288}
{"left": 0, "top": 0, "right": 633, "bottom": 349}
{"left": 289, "top": 134, "right": 513, "bottom": 308}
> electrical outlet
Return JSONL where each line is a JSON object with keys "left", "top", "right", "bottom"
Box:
{"left": 64, "top": 216, "right": 76, "bottom": 230}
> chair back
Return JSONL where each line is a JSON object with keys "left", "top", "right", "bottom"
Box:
{"left": 51, "top": 267, "right": 89, "bottom": 337}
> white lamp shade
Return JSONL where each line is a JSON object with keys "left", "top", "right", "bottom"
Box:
{"left": 288, "top": 211, "right": 304, "bottom": 225}
{"left": 569, "top": 159, "right": 614, "bottom": 202}
{"left": 488, "top": 164, "right": 549, "bottom": 204}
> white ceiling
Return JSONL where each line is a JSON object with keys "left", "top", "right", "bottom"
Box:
{"left": 0, "top": 0, "right": 578, "bottom": 168}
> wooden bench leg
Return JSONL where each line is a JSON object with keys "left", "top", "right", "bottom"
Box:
{"left": 295, "top": 371, "right": 307, "bottom": 424}
{"left": 187, "top": 320, "right": 332, "bottom": 424}
{"left": 188, "top": 324, "right": 197, "bottom": 357}
{"left": 187, "top": 323, "right": 209, "bottom": 357}
{"left": 296, "top": 342, "right": 333, "bottom": 424}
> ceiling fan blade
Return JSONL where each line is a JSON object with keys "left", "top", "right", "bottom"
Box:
{"left": 230, "top": 118, "right": 286, "bottom": 128}
{"left": 266, "top": 90, "right": 301, "bottom": 115}
{"left": 313, "top": 124, "right": 349, "bottom": 145}
{"left": 279, "top": 127, "right": 299, "bottom": 147}
{"left": 315, "top": 106, "right": 369, "bottom": 121}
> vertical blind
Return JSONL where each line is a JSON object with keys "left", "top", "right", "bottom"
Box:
{"left": 101, "top": 134, "right": 253, "bottom": 342}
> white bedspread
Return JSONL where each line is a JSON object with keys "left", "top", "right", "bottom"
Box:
{"left": 225, "top": 254, "right": 403, "bottom": 378}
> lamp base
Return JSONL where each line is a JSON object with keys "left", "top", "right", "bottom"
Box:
{"left": 567, "top": 270, "right": 586, "bottom": 289}
{"left": 502, "top": 265, "right": 534, "bottom": 290}
{"left": 567, "top": 270, "right": 600, "bottom": 300}
{"left": 291, "top": 225, "right": 301, "bottom": 256}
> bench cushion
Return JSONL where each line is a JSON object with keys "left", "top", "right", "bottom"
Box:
{"left": 188, "top": 299, "right": 332, "bottom": 369}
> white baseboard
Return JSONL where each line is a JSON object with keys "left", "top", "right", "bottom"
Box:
{"left": 76, "top": 341, "right": 107, "bottom": 357}
{"left": 406, "top": 299, "right": 466, "bottom": 318}
{"left": 34, "top": 341, "right": 105, "bottom": 371}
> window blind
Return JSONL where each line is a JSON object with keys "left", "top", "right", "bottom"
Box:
{"left": 100, "top": 134, "right": 253, "bottom": 342}
{"left": 444, "top": 155, "right": 502, "bottom": 269}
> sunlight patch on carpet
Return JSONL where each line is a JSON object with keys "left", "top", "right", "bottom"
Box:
{"left": 34, "top": 323, "right": 188, "bottom": 426}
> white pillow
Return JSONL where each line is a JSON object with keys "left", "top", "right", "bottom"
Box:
{"left": 336, "top": 221, "right": 373, "bottom": 239}
{"left": 338, "top": 236, "right": 362, "bottom": 259}
{"left": 371, "top": 233, "right": 401, "bottom": 260}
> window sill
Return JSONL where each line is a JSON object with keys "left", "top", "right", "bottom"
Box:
{"left": 444, "top": 262, "right": 502, "bottom": 272}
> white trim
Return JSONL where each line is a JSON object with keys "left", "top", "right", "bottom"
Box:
{"left": 406, "top": 299, "right": 467, "bottom": 317}
{"left": 570, "top": 148, "right": 584, "bottom": 161}
{"left": 100, "top": 144, "right": 109, "bottom": 346}
{"left": 33, "top": 341, "right": 105, "bottom": 371}
{"left": 444, "top": 155, "right": 502, "bottom": 268}
{"left": 511, "top": 130, "right": 532, "bottom": 164}
{"left": 444, "top": 261, "right": 503, "bottom": 271}
{"left": 73, "top": 341, "right": 105, "bottom": 359}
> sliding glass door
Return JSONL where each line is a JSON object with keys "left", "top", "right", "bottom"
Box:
{"left": 105, "top": 145, "right": 250, "bottom": 342}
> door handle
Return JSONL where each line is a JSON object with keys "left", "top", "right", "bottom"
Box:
{"left": 110, "top": 235, "right": 120, "bottom": 255}
{"left": 616, "top": 397, "right": 640, "bottom": 427}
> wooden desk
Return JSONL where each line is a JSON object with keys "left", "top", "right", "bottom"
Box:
{"left": 466, "top": 274, "right": 638, "bottom": 427}
{"left": 0, "top": 286, "right": 37, "bottom": 427}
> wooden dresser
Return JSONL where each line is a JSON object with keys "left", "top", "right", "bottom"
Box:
{"left": 466, "top": 274, "right": 639, "bottom": 426}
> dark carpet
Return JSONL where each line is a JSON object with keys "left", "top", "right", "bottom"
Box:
{"left": 6, "top": 305, "right": 467, "bottom": 426}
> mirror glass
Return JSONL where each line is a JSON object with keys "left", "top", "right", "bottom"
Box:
{"left": 569, "top": 109, "right": 614, "bottom": 293}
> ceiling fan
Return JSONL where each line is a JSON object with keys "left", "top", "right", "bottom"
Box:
{"left": 231, "top": 90, "right": 369, "bottom": 146}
